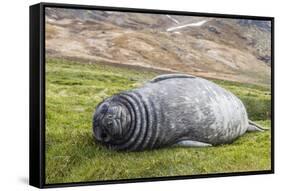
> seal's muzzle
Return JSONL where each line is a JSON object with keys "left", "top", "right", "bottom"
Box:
{"left": 93, "top": 99, "right": 131, "bottom": 144}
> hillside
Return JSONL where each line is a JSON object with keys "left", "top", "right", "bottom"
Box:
{"left": 45, "top": 8, "right": 271, "bottom": 85}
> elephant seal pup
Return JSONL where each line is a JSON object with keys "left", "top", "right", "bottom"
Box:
{"left": 93, "top": 74, "right": 265, "bottom": 151}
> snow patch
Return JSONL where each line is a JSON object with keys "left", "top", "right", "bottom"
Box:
{"left": 166, "top": 15, "right": 180, "bottom": 24}
{"left": 167, "top": 20, "right": 207, "bottom": 32}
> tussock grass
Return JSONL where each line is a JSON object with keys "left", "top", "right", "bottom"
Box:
{"left": 46, "top": 58, "right": 271, "bottom": 184}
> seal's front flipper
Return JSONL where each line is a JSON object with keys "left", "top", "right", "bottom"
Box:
{"left": 247, "top": 120, "right": 268, "bottom": 132}
{"left": 150, "top": 74, "right": 195, "bottom": 83}
{"left": 173, "top": 140, "right": 212, "bottom": 147}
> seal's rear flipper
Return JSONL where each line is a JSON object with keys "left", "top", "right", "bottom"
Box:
{"left": 247, "top": 120, "right": 268, "bottom": 132}
{"left": 173, "top": 140, "right": 212, "bottom": 147}
{"left": 150, "top": 74, "right": 195, "bottom": 83}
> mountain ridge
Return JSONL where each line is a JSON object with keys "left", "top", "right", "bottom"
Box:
{"left": 45, "top": 8, "right": 271, "bottom": 85}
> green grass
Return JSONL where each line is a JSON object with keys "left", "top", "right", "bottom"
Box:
{"left": 45, "top": 58, "right": 271, "bottom": 184}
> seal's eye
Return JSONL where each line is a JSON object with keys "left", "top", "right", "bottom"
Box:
{"left": 100, "top": 104, "right": 108, "bottom": 114}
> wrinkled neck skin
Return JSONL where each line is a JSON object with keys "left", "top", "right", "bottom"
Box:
{"left": 93, "top": 90, "right": 190, "bottom": 151}
{"left": 94, "top": 90, "right": 167, "bottom": 151}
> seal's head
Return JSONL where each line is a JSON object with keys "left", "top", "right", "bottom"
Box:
{"left": 93, "top": 98, "right": 131, "bottom": 144}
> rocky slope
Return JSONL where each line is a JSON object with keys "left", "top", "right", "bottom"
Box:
{"left": 45, "top": 7, "right": 271, "bottom": 85}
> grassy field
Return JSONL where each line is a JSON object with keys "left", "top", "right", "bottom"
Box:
{"left": 45, "top": 58, "right": 271, "bottom": 184}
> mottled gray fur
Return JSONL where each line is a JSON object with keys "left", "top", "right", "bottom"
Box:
{"left": 93, "top": 74, "right": 264, "bottom": 151}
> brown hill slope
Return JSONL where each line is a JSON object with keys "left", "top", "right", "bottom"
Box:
{"left": 45, "top": 8, "right": 271, "bottom": 85}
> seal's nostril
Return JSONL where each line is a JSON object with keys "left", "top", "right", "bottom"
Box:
{"left": 101, "top": 133, "right": 107, "bottom": 139}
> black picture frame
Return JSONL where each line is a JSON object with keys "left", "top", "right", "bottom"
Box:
{"left": 29, "top": 2, "right": 275, "bottom": 188}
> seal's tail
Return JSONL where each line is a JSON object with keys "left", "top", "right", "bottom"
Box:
{"left": 247, "top": 120, "right": 269, "bottom": 132}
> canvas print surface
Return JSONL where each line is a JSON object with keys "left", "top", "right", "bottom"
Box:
{"left": 45, "top": 7, "right": 272, "bottom": 184}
